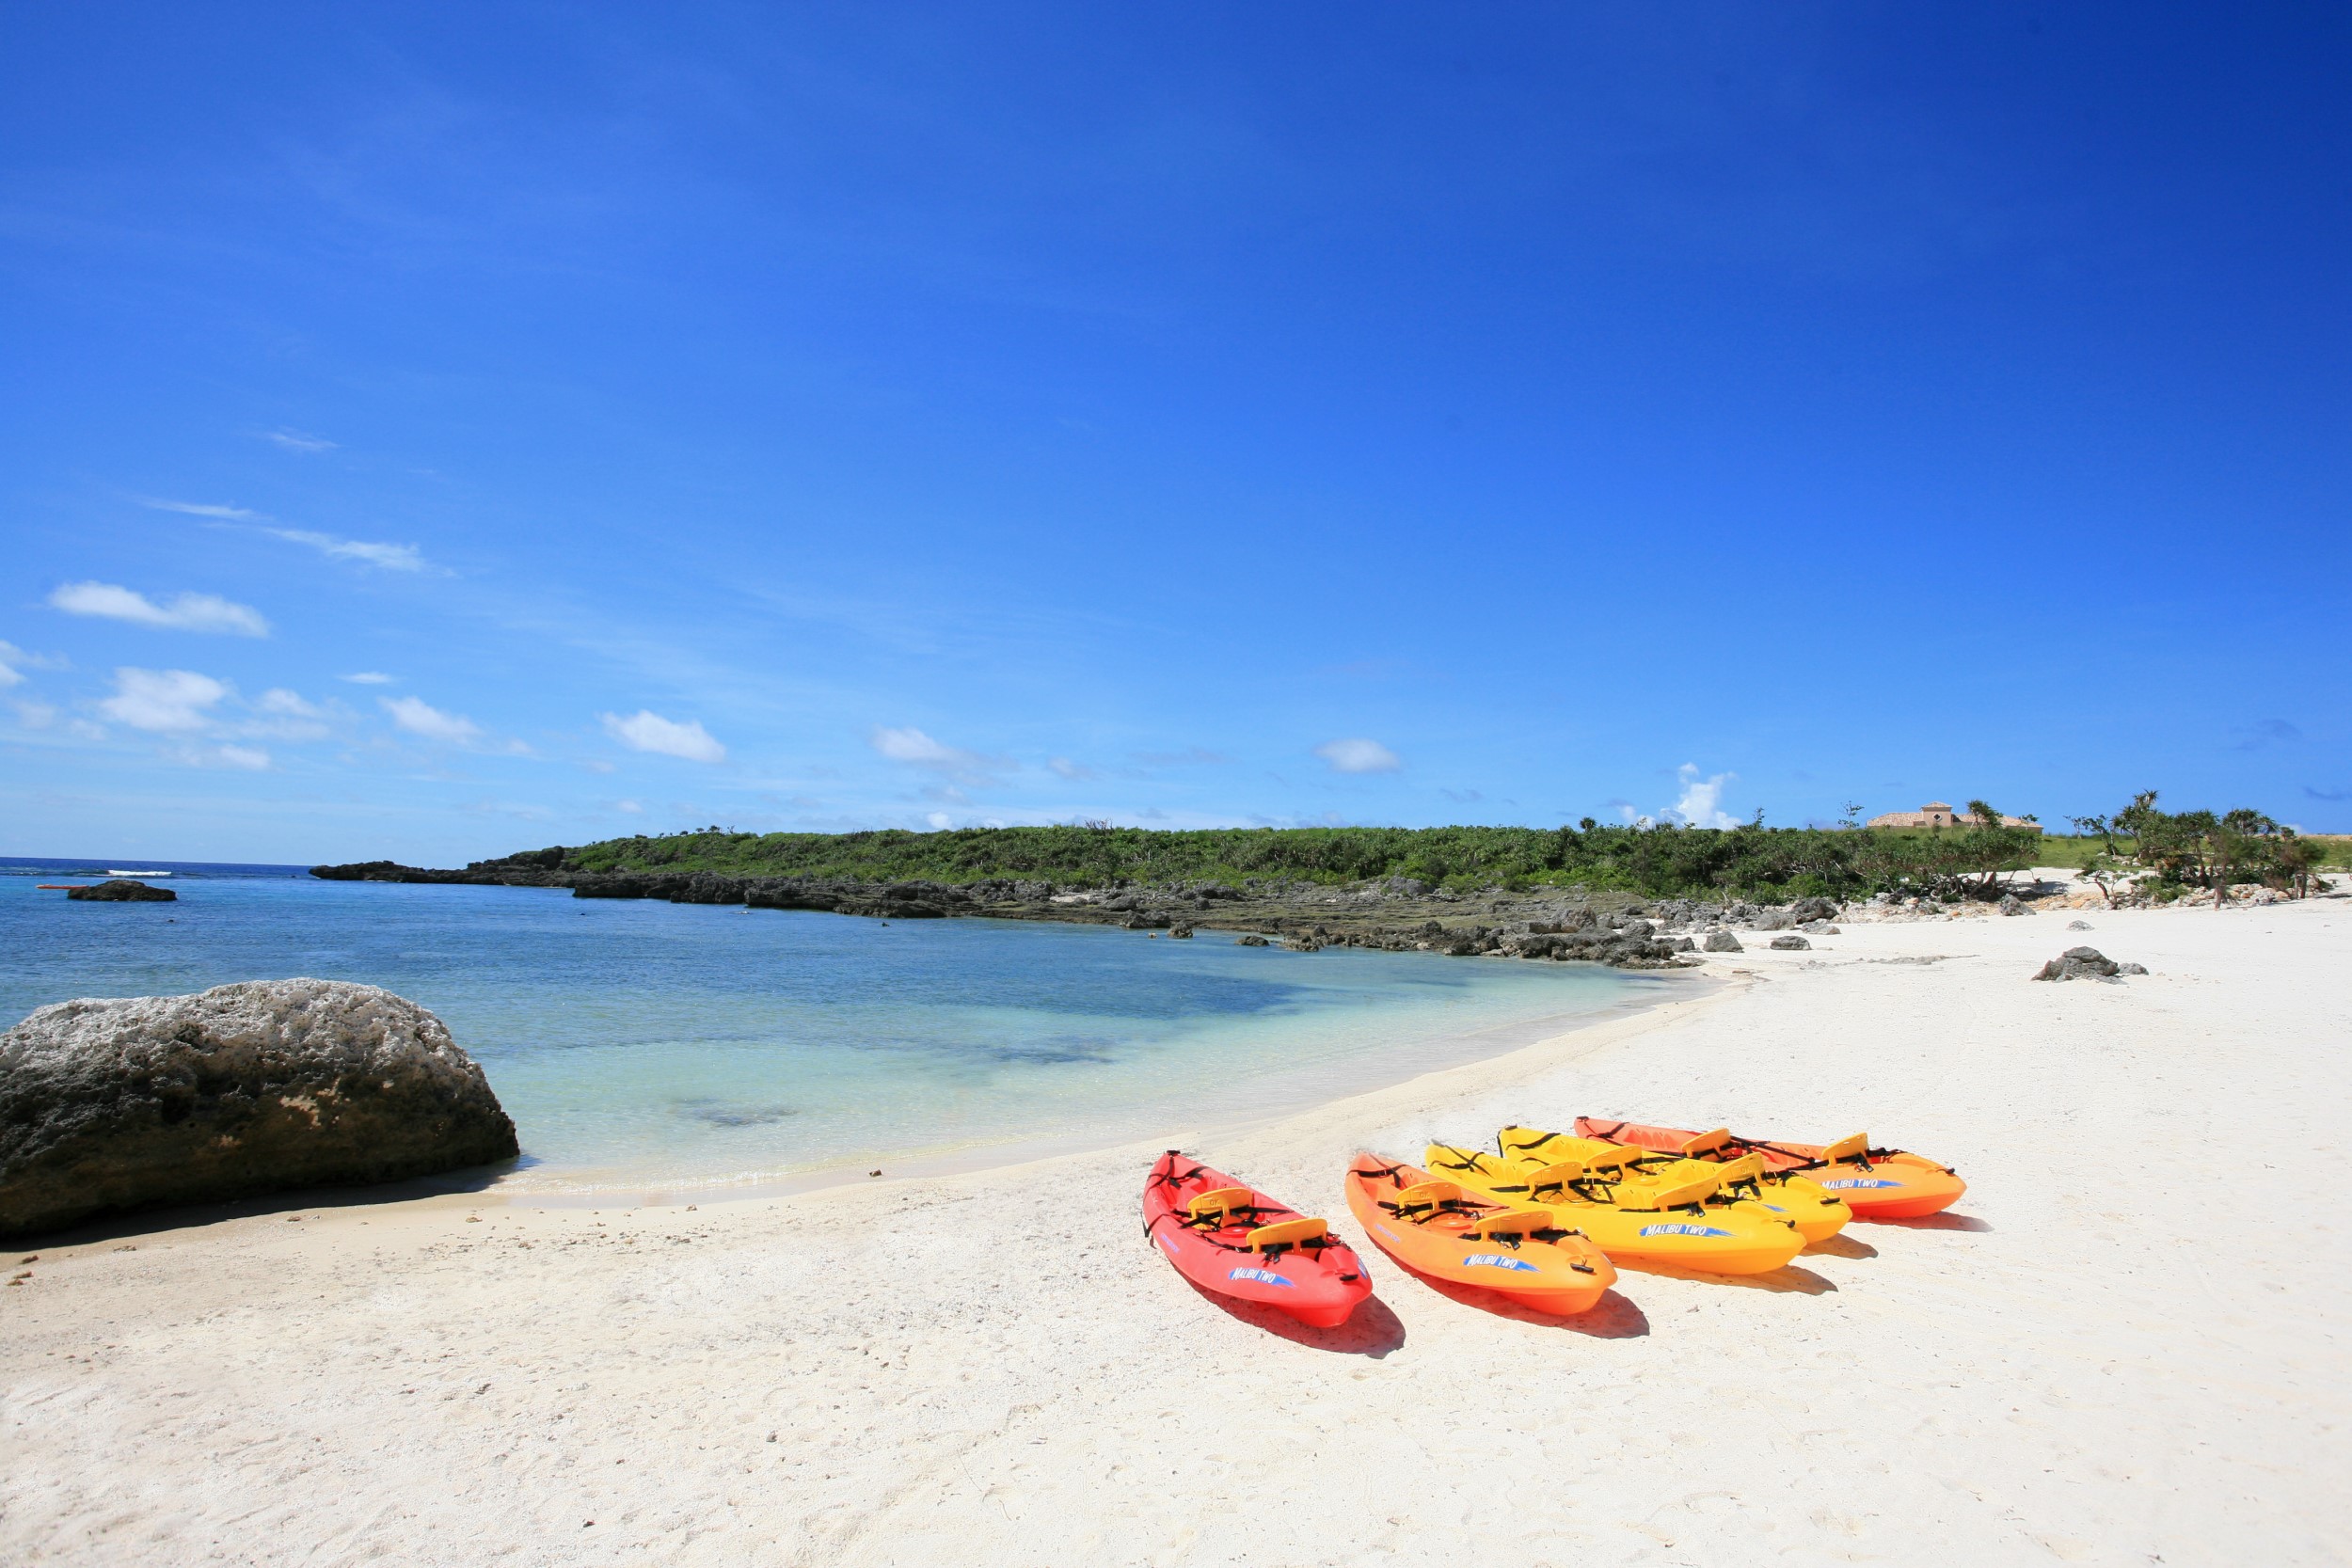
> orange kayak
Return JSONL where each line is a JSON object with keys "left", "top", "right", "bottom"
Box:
{"left": 1574, "top": 1118, "right": 1965, "bottom": 1221}
{"left": 1343, "top": 1154, "right": 1614, "bottom": 1314}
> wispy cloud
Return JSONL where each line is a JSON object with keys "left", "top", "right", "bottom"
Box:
{"left": 257, "top": 527, "right": 428, "bottom": 573}
{"left": 601, "top": 709, "right": 726, "bottom": 764}
{"left": 382, "top": 694, "right": 483, "bottom": 745}
{"left": 871, "top": 725, "right": 1005, "bottom": 784}
{"left": 50, "top": 581, "right": 270, "bottom": 637}
{"left": 262, "top": 429, "right": 337, "bottom": 452}
{"left": 172, "top": 742, "right": 272, "bottom": 770}
{"left": 1649, "top": 763, "right": 1738, "bottom": 829}
{"left": 1048, "top": 756, "right": 1098, "bottom": 780}
{"left": 341, "top": 672, "right": 395, "bottom": 685}
{"left": 140, "top": 498, "right": 432, "bottom": 572}
{"left": 140, "top": 499, "right": 263, "bottom": 520}
{"left": 1314, "top": 737, "right": 1402, "bottom": 774}
{"left": 100, "top": 668, "right": 230, "bottom": 732}
{"left": 2233, "top": 718, "right": 2303, "bottom": 752}
{"left": 0, "top": 643, "right": 24, "bottom": 689}
{"left": 1131, "top": 746, "right": 1231, "bottom": 767}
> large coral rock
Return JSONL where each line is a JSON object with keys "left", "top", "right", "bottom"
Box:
{"left": 0, "top": 979, "right": 517, "bottom": 1237}
{"left": 66, "top": 879, "right": 174, "bottom": 901}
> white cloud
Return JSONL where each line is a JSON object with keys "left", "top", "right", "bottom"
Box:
{"left": 141, "top": 499, "right": 262, "bottom": 519}
{"left": 382, "top": 694, "right": 483, "bottom": 744}
{"left": 616, "top": 799, "right": 644, "bottom": 814}
{"left": 256, "top": 688, "right": 324, "bottom": 718}
{"left": 601, "top": 709, "right": 726, "bottom": 764}
{"left": 341, "top": 672, "right": 395, "bottom": 685}
{"left": 258, "top": 527, "right": 427, "bottom": 573}
{"left": 172, "top": 742, "right": 271, "bottom": 770}
{"left": 872, "top": 726, "right": 972, "bottom": 766}
{"left": 926, "top": 811, "right": 955, "bottom": 830}
{"left": 11, "top": 699, "right": 57, "bottom": 729}
{"left": 1314, "top": 737, "right": 1402, "bottom": 774}
{"left": 1047, "top": 756, "right": 1098, "bottom": 780}
{"left": 0, "top": 644, "right": 21, "bottom": 689}
{"left": 1664, "top": 764, "right": 1739, "bottom": 830}
{"left": 50, "top": 582, "right": 270, "bottom": 637}
{"left": 101, "top": 668, "right": 230, "bottom": 733}
{"left": 870, "top": 725, "right": 1001, "bottom": 784}
{"left": 262, "top": 429, "right": 337, "bottom": 452}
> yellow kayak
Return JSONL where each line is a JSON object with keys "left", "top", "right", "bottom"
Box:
{"left": 1421, "top": 1133, "right": 1805, "bottom": 1275}
{"left": 1502, "top": 1126, "right": 1852, "bottom": 1243}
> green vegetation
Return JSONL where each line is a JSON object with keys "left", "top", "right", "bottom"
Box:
{"left": 2072, "top": 792, "right": 2335, "bottom": 904}
{"left": 489, "top": 809, "right": 2042, "bottom": 903}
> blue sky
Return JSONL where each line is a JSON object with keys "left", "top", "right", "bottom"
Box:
{"left": 4, "top": 3, "right": 2346, "bottom": 863}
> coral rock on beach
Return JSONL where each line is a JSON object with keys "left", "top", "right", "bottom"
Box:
{"left": 0, "top": 979, "right": 517, "bottom": 1238}
{"left": 66, "top": 879, "right": 175, "bottom": 902}
{"left": 1703, "top": 931, "right": 1743, "bottom": 953}
{"left": 1769, "top": 934, "right": 1811, "bottom": 951}
{"left": 2033, "top": 946, "right": 2124, "bottom": 982}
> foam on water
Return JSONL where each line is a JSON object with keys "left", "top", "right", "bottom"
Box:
{"left": 0, "top": 867, "right": 1670, "bottom": 1190}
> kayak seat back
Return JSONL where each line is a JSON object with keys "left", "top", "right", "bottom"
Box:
{"left": 1390, "top": 1180, "right": 1469, "bottom": 1220}
{"left": 1245, "top": 1216, "right": 1327, "bottom": 1252}
{"left": 1679, "top": 1127, "right": 1735, "bottom": 1156}
{"left": 1579, "top": 1143, "right": 1648, "bottom": 1175}
{"left": 1465, "top": 1208, "right": 1552, "bottom": 1241}
{"left": 1187, "top": 1187, "right": 1257, "bottom": 1224}
{"left": 1713, "top": 1153, "right": 1767, "bottom": 1186}
{"left": 1615, "top": 1171, "right": 1721, "bottom": 1212}
{"left": 1521, "top": 1160, "right": 1585, "bottom": 1197}
{"left": 1820, "top": 1132, "right": 1870, "bottom": 1164}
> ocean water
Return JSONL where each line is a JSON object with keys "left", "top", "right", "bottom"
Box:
{"left": 0, "top": 862, "right": 1669, "bottom": 1192}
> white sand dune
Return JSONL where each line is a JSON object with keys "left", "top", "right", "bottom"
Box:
{"left": 4, "top": 899, "right": 2346, "bottom": 1565}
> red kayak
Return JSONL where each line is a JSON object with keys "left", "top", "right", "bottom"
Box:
{"left": 1143, "top": 1151, "right": 1374, "bottom": 1328}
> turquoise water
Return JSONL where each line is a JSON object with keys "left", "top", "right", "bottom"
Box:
{"left": 0, "top": 864, "right": 1665, "bottom": 1191}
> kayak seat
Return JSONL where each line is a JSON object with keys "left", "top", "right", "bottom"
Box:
{"left": 1712, "top": 1153, "right": 1767, "bottom": 1186}
{"left": 1466, "top": 1208, "right": 1552, "bottom": 1241}
{"left": 1580, "top": 1144, "right": 1648, "bottom": 1174}
{"left": 1820, "top": 1132, "right": 1870, "bottom": 1164}
{"left": 1521, "top": 1160, "right": 1585, "bottom": 1197}
{"left": 1678, "top": 1127, "right": 1735, "bottom": 1157}
{"left": 1245, "top": 1216, "right": 1327, "bottom": 1253}
{"left": 1614, "top": 1172, "right": 1721, "bottom": 1212}
{"left": 1186, "top": 1187, "right": 1257, "bottom": 1225}
{"left": 1389, "top": 1180, "right": 1470, "bottom": 1220}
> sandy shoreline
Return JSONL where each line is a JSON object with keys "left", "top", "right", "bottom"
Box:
{"left": 5, "top": 898, "right": 2347, "bottom": 1564}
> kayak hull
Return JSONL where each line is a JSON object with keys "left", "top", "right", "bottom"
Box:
{"left": 1576, "top": 1118, "right": 1966, "bottom": 1221}
{"left": 1143, "top": 1152, "right": 1373, "bottom": 1328}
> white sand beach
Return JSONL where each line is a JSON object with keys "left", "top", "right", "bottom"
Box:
{"left": 4, "top": 897, "right": 2347, "bottom": 1566}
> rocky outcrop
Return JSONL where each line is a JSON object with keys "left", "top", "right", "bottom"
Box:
{"left": 66, "top": 879, "right": 175, "bottom": 902}
{"left": 2033, "top": 946, "right": 2122, "bottom": 982}
{"left": 1703, "top": 931, "right": 1743, "bottom": 953}
{"left": 1998, "top": 894, "right": 2032, "bottom": 916}
{"left": 1769, "top": 934, "right": 1811, "bottom": 951}
{"left": 1233, "top": 934, "right": 1270, "bottom": 947}
{"left": 0, "top": 980, "right": 517, "bottom": 1238}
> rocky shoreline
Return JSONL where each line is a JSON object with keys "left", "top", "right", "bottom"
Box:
{"left": 308, "top": 860, "right": 1884, "bottom": 970}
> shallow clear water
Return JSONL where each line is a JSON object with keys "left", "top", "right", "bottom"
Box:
{"left": 0, "top": 863, "right": 1666, "bottom": 1190}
